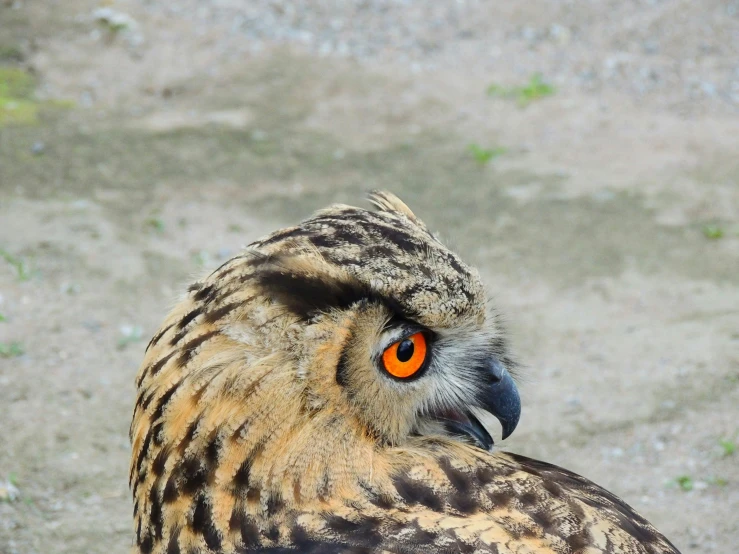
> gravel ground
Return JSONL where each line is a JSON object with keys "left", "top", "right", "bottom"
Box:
{"left": 1, "top": 1, "right": 738, "bottom": 553}
{"left": 139, "top": 0, "right": 739, "bottom": 113}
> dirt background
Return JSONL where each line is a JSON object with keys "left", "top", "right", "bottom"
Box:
{"left": 1, "top": 1, "right": 738, "bottom": 552}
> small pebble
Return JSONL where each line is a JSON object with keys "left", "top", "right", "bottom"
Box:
{"left": 82, "top": 320, "right": 103, "bottom": 332}
{"left": 565, "top": 396, "right": 582, "bottom": 411}
{"left": 0, "top": 480, "right": 20, "bottom": 502}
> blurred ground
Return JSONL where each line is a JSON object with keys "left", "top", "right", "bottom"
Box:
{"left": 0, "top": 1, "right": 738, "bottom": 552}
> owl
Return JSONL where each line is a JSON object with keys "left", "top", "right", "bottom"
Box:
{"left": 130, "top": 192, "right": 681, "bottom": 553}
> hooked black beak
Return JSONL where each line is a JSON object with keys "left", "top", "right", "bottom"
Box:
{"left": 479, "top": 358, "right": 521, "bottom": 440}
{"left": 441, "top": 358, "right": 521, "bottom": 451}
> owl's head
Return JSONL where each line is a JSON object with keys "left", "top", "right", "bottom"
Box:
{"left": 234, "top": 191, "right": 520, "bottom": 451}
{"left": 131, "top": 191, "right": 521, "bottom": 537}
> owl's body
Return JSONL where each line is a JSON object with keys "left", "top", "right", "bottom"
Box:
{"left": 131, "top": 193, "right": 680, "bottom": 553}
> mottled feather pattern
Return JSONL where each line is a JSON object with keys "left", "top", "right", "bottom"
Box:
{"left": 131, "top": 191, "right": 680, "bottom": 553}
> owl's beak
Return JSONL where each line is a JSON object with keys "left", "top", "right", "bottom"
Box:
{"left": 478, "top": 358, "right": 521, "bottom": 440}
{"left": 438, "top": 358, "right": 521, "bottom": 451}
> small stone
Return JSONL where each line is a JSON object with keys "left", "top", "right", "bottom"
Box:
{"left": 643, "top": 40, "right": 660, "bottom": 54}
{"left": 565, "top": 396, "right": 582, "bottom": 410}
{"left": 549, "top": 24, "right": 571, "bottom": 45}
{"left": 700, "top": 82, "right": 717, "bottom": 97}
{"left": 92, "top": 8, "right": 138, "bottom": 32}
{"left": 80, "top": 91, "right": 94, "bottom": 108}
{"left": 92, "top": 8, "right": 144, "bottom": 47}
{"left": 82, "top": 320, "right": 102, "bottom": 332}
{"left": 578, "top": 69, "right": 597, "bottom": 83}
{"left": 118, "top": 324, "right": 144, "bottom": 348}
{"left": 592, "top": 190, "right": 615, "bottom": 202}
{"left": 521, "top": 26, "right": 540, "bottom": 45}
{"left": 71, "top": 199, "right": 91, "bottom": 209}
{"left": 0, "top": 479, "right": 20, "bottom": 502}
{"left": 61, "top": 282, "right": 81, "bottom": 295}
{"left": 31, "top": 141, "right": 45, "bottom": 155}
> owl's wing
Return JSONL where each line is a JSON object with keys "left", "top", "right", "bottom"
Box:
{"left": 270, "top": 452, "right": 680, "bottom": 554}
{"left": 247, "top": 547, "right": 380, "bottom": 553}
{"left": 486, "top": 453, "right": 682, "bottom": 553}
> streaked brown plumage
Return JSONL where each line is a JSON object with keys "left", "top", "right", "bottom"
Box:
{"left": 130, "top": 192, "right": 681, "bottom": 553}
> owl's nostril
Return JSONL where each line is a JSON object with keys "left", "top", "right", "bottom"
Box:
{"left": 488, "top": 358, "right": 505, "bottom": 382}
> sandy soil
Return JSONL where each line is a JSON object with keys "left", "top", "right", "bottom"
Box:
{"left": 0, "top": 1, "right": 737, "bottom": 552}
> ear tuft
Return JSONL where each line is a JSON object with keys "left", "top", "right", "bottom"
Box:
{"left": 368, "top": 190, "right": 421, "bottom": 224}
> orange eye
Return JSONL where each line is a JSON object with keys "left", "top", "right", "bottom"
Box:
{"left": 382, "top": 332, "right": 428, "bottom": 379}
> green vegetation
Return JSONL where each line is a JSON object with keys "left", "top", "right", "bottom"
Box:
{"left": 0, "top": 342, "right": 24, "bottom": 358}
{"left": 146, "top": 218, "right": 166, "bottom": 234}
{"left": 702, "top": 224, "right": 724, "bottom": 239}
{"left": 487, "top": 73, "right": 556, "bottom": 107}
{"left": 674, "top": 475, "right": 694, "bottom": 491}
{"left": 0, "top": 313, "right": 5, "bottom": 322}
{"left": 468, "top": 144, "right": 506, "bottom": 165}
{"left": 0, "top": 248, "right": 31, "bottom": 281}
{"left": 707, "top": 476, "right": 728, "bottom": 487}
{"left": 671, "top": 474, "right": 731, "bottom": 491}
{"left": 0, "top": 66, "right": 72, "bottom": 126}
{"left": 0, "top": 67, "right": 37, "bottom": 125}
{"left": 0, "top": 474, "right": 20, "bottom": 503}
{"left": 99, "top": 18, "right": 130, "bottom": 33}
{"left": 719, "top": 438, "right": 736, "bottom": 456}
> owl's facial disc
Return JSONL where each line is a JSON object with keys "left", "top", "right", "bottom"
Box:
{"left": 374, "top": 321, "right": 521, "bottom": 450}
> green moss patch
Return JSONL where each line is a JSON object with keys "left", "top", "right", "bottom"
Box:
{"left": 0, "top": 67, "right": 71, "bottom": 126}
